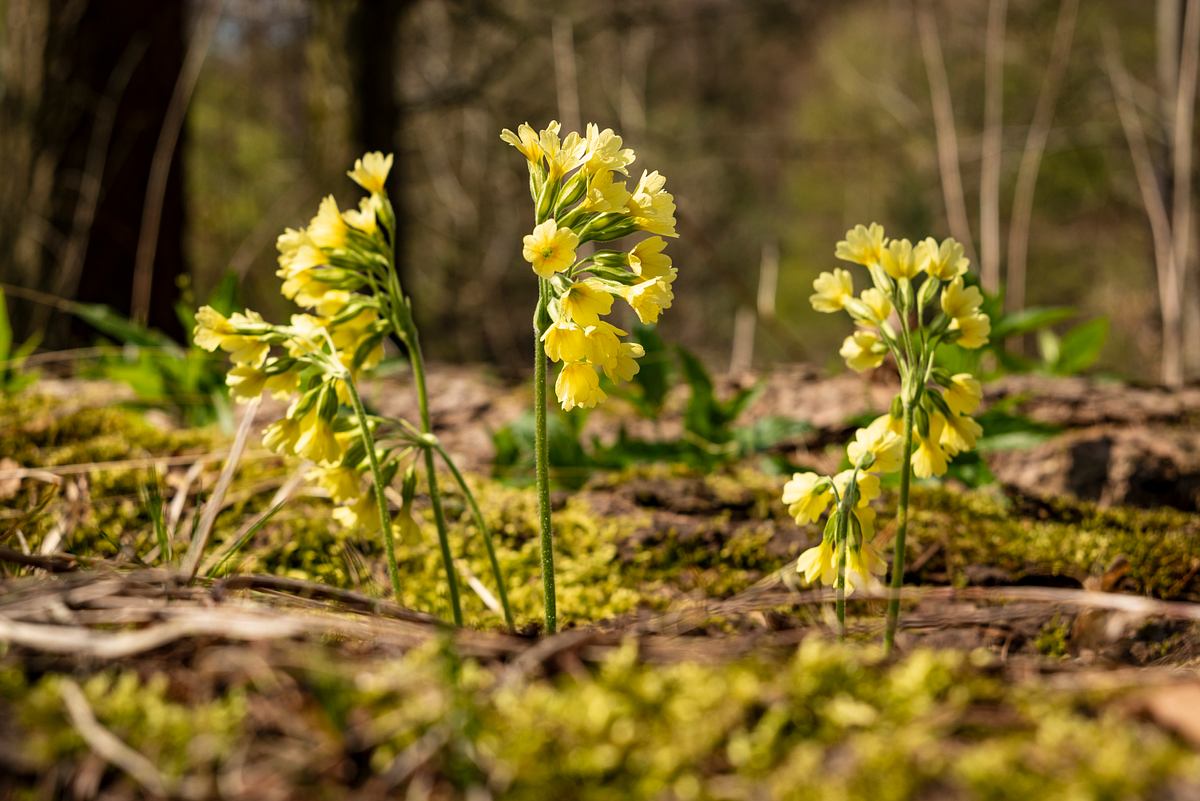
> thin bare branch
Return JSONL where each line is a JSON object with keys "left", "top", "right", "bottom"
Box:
{"left": 59, "top": 679, "right": 169, "bottom": 797}
{"left": 1103, "top": 30, "right": 1184, "bottom": 387}
{"left": 130, "top": 0, "right": 224, "bottom": 324}
{"left": 916, "top": 0, "right": 977, "bottom": 264}
{"left": 1006, "top": 0, "right": 1079, "bottom": 315}
{"left": 980, "top": 0, "right": 1008, "bottom": 293}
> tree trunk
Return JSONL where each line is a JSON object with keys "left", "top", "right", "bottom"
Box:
{"left": 25, "top": 0, "right": 188, "bottom": 343}
{"left": 348, "top": 0, "right": 406, "bottom": 294}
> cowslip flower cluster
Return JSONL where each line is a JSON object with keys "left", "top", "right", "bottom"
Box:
{"left": 782, "top": 422, "right": 903, "bottom": 604}
{"left": 195, "top": 153, "right": 511, "bottom": 628}
{"left": 504, "top": 120, "right": 679, "bottom": 410}
{"left": 812, "top": 223, "right": 988, "bottom": 479}
{"left": 808, "top": 222, "right": 990, "bottom": 648}
{"left": 195, "top": 155, "right": 398, "bottom": 529}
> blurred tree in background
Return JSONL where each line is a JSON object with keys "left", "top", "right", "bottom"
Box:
{"left": 0, "top": 0, "right": 1196, "bottom": 384}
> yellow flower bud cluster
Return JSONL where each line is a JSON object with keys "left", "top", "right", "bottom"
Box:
{"left": 503, "top": 121, "right": 678, "bottom": 411}
{"left": 194, "top": 152, "right": 412, "bottom": 530}
{"left": 809, "top": 222, "right": 990, "bottom": 479}
{"left": 782, "top": 429, "right": 898, "bottom": 594}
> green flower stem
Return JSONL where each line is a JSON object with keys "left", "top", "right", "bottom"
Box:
{"left": 884, "top": 399, "right": 916, "bottom": 654}
{"left": 834, "top": 507, "right": 848, "bottom": 640}
{"left": 534, "top": 277, "right": 556, "bottom": 633}
{"left": 410, "top": 339, "right": 464, "bottom": 627}
{"left": 383, "top": 271, "right": 462, "bottom": 627}
{"left": 345, "top": 376, "right": 401, "bottom": 600}
{"left": 430, "top": 440, "right": 515, "bottom": 631}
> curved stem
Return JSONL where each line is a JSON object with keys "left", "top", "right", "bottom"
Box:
{"left": 345, "top": 377, "right": 401, "bottom": 599}
{"left": 884, "top": 399, "right": 916, "bottom": 654}
{"left": 534, "top": 278, "right": 556, "bottom": 633}
{"left": 432, "top": 440, "right": 515, "bottom": 631}
{"left": 410, "top": 342, "right": 463, "bottom": 627}
{"left": 384, "top": 270, "right": 462, "bottom": 626}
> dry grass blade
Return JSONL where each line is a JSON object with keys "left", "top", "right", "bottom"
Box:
{"left": 180, "top": 399, "right": 259, "bottom": 580}
{"left": 58, "top": 678, "right": 169, "bottom": 797}
{"left": 199, "top": 470, "right": 304, "bottom": 576}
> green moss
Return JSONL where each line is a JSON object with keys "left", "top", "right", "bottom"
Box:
{"left": 1035, "top": 616, "right": 1071, "bottom": 658}
{"left": 1, "top": 665, "right": 245, "bottom": 784}
{"left": 3, "top": 641, "right": 1194, "bottom": 798}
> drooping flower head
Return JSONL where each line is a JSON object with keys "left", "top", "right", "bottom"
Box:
{"left": 505, "top": 120, "right": 678, "bottom": 411}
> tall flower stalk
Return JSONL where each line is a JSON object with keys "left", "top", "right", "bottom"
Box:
{"left": 195, "top": 153, "right": 513, "bottom": 630}
{"left": 502, "top": 121, "right": 678, "bottom": 632}
{"left": 796, "top": 223, "right": 990, "bottom": 650}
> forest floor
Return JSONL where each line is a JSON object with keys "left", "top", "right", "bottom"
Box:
{"left": 1, "top": 365, "right": 1199, "bottom": 800}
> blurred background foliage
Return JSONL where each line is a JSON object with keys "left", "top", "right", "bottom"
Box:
{"left": 0, "top": 0, "right": 1195, "bottom": 384}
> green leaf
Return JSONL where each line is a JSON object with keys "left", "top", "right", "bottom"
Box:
{"left": 627, "top": 323, "right": 671, "bottom": 417}
{"left": 0, "top": 287, "right": 12, "bottom": 364}
{"left": 679, "top": 347, "right": 719, "bottom": 442}
{"left": 1052, "top": 317, "right": 1109, "bottom": 375}
{"left": 72, "top": 302, "right": 175, "bottom": 349}
{"left": 990, "top": 306, "right": 1076, "bottom": 340}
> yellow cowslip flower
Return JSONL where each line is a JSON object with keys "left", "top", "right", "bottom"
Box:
{"left": 309, "top": 464, "right": 362, "bottom": 503}
{"left": 796, "top": 537, "right": 837, "bottom": 587}
{"left": 342, "top": 196, "right": 379, "bottom": 235}
{"left": 282, "top": 272, "right": 336, "bottom": 309}
{"left": 859, "top": 287, "right": 893, "bottom": 324}
{"left": 583, "top": 124, "right": 635, "bottom": 175}
{"left": 332, "top": 493, "right": 377, "bottom": 532}
{"left": 621, "top": 276, "right": 674, "bottom": 324}
{"left": 286, "top": 314, "right": 327, "bottom": 358}
{"left": 810, "top": 269, "right": 854, "bottom": 313}
{"left": 542, "top": 320, "right": 588, "bottom": 363}
{"left": 262, "top": 416, "right": 301, "bottom": 455}
{"left": 833, "top": 469, "right": 880, "bottom": 507}
{"left": 193, "top": 307, "right": 270, "bottom": 368}
{"left": 604, "top": 341, "right": 644, "bottom": 383}
{"left": 581, "top": 169, "right": 631, "bottom": 213}
{"left": 943, "top": 373, "right": 982, "bottom": 416}
{"left": 277, "top": 241, "right": 322, "bottom": 284}
{"left": 276, "top": 226, "right": 308, "bottom": 260}
{"left": 347, "top": 152, "right": 393, "bottom": 195}
{"left": 558, "top": 280, "right": 614, "bottom": 326}
{"left": 911, "top": 415, "right": 949, "bottom": 478}
{"left": 853, "top": 505, "right": 877, "bottom": 538}
{"left": 940, "top": 277, "right": 983, "bottom": 319}
{"left": 313, "top": 290, "right": 354, "bottom": 319}
{"left": 950, "top": 313, "right": 990, "bottom": 349}
{"left": 939, "top": 412, "right": 982, "bottom": 456}
{"left": 308, "top": 196, "right": 347, "bottom": 250}
{"left": 628, "top": 170, "right": 678, "bottom": 237}
{"left": 582, "top": 320, "right": 625, "bottom": 368}
{"left": 847, "top": 425, "right": 903, "bottom": 473}
{"left": 867, "top": 412, "right": 906, "bottom": 439}
{"left": 294, "top": 403, "right": 341, "bottom": 465}
{"left": 628, "top": 236, "right": 672, "bottom": 279}
{"left": 835, "top": 223, "right": 886, "bottom": 267}
{"left": 555, "top": 361, "right": 606, "bottom": 410}
{"left": 845, "top": 542, "right": 886, "bottom": 593}
{"left": 523, "top": 220, "right": 579, "bottom": 279}
{"left": 500, "top": 122, "right": 543, "bottom": 163}
{"left": 226, "top": 361, "right": 298, "bottom": 404}
{"left": 225, "top": 363, "right": 267, "bottom": 403}
{"left": 540, "top": 122, "right": 586, "bottom": 180}
{"left": 880, "top": 238, "right": 920, "bottom": 280}
{"left": 916, "top": 236, "right": 968, "bottom": 280}
{"left": 839, "top": 329, "right": 886, "bottom": 373}
{"left": 782, "top": 472, "right": 832, "bottom": 525}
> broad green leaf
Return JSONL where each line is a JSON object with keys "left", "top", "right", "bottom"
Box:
{"left": 990, "top": 306, "right": 1076, "bottom": 340}
{"left": 1053, "top": 317, "right": 1109, "bottom": 375}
